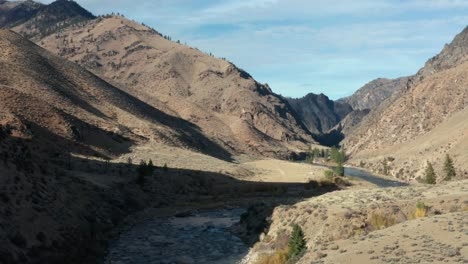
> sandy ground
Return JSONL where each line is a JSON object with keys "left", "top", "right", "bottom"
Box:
{"left": 242, "top": 159, "right": 328, "bottom": 183}
{"left": 112, "top": 143, "right": 374, "bottom": 189}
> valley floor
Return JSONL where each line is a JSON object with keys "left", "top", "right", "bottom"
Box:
{"left": 95, "top": 141, "right": 467, "bottom": 264}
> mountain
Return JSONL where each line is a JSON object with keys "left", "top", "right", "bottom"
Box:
{"left": 286, "top": 93, "right": 352, "bottom": 134}
{"left": 344, "top": 26, "right": 468, "bottom": 182}
{"left": 34, "top": 15, "right": 315, "bottom": 157}
{"left": 338, "top": 77, "right": 410, "bottom": 111}
{"left": 0, "top": 29, "right": 232, "bottom": 159}
{"left": 0, "top": 28, "right": 246, "bottom": 263}
{"left": 0, "top": 0, "right": 43, "bottom": 27}
{"left": 10, "top": 0, "right": 95, "bottom": 40}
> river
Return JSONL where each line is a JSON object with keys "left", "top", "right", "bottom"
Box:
{"left": 344, "top": 167, "right": 408, "bottom": 188}
{"left": 104, "top": 208, "right": 249, "bottom": 264}
{"left": 104, "top": 166, "right": 407, "bottom": 264}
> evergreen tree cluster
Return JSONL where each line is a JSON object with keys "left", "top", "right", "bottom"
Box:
{"left": 330, "top": 147, "right": 346, "bottom": 176}
{"left": 136, "top": 159, "right": 155, "bottom": 186}
{"left": 424, "top": 154, "right": 456, "bottom": 184}
{"left": 307, "top": 147, "right": 329, "bottom": 164}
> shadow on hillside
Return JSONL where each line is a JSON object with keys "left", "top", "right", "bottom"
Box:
{"left": 88, "top": 74, "right": 235, "bottom": 162}
{"left": 19, "top": 104, "right": 233, "bottom": 164}
{"left": 69, "top": 155, "right": 341, "bottom": 248}
{"left": 0, "top": 129, "right": 340, "bottom": 264}
{"left": 312, "top": 129, "right": 345, "bottom": 147}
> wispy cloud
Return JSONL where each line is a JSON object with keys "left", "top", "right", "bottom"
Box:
{"left": 37, "top": 0, "right": 468, "bottom": 98}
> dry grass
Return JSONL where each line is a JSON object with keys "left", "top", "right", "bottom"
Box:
{"left": 410, "top": 201, "right": 429, "bottom": 219}
{"left": 370, "top": 212, "right": 396, "bottom": 230}
{"left": 253, "top": 248, "right": 288, "bottom": 264}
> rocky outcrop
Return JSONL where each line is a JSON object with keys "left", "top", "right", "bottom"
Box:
{"left": 286, "top": 93, "right": 353, "bottom": 134}
{"left": 330, "top": 108, "right": 370, "bottom": 136}
{"left": 338, "top": 77, "right": 409, "bottom": 111}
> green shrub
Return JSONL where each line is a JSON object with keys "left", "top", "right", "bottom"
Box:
{"left": 334, "top": 162, "right": 344, "bottom": 177}
{"left": 323, "top": 170, "right": 334, "bottom": 180}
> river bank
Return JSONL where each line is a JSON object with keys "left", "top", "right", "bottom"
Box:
{"left": 102, "top": 160, "right": 402, "bottom": 263}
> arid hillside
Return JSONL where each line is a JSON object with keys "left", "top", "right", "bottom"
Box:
{"left": 0, "top": 29, "right": 231, "bottom": 159}
{"left": 344, "top": 26, "right": 468, "bottom": 181}
{"left": 35, "top": 15, "right": 315, "bottom": 157}
{"left": 244, "top": 180, "right": 468, "bottom": 264}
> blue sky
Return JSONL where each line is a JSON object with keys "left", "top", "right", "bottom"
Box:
{"left": 40, "top": 0, "right": 468, "bottom": 99}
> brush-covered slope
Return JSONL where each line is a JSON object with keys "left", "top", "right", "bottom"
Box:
{"left": 10, "top": 0, "right": 95, "bottom": 40}
{"left": 344, "top": 26, "right": 468, "bottom": 181}
{"left": 37, "top": 15, "right": 315, "bottom": 156}
{"left": 339, "top": 77, "right": 409, "bottom": 111}
{"left": 0, "top": 29, "right": 229, "bottom": 159}
{"left": 286, "top": 93, "right": 352, "bottom": 134}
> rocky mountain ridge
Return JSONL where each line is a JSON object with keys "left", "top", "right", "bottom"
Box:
{"left": 344, "top": 26, "right": 468, "bottom": 181}
{"left": 33, "top": 14, "right": 315, "bottom": 156}
{"left": 338, "top": 77, "right": 410, "bottom": 111}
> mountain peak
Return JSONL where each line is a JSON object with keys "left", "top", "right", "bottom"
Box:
{"left": 416, "top": 25, "right": 468, "bottom": 80}
{"left": 9, "top": 0, "right": 94, "bottom": 39}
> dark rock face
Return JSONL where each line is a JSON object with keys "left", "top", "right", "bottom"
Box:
{"left": 286, "top": 93, "right": 353, "bottom": 134}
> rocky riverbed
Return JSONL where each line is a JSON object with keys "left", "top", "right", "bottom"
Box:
{"left": 104, "top": 208, "right": 249, "bottom": 264}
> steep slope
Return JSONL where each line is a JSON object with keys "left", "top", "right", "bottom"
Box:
{"left": 339, "top": 77, "right": 409, "bottom": 111}
{"left": 0, "top": 29, "right": 229, "bottom": 159}
{"left": 0, "top": 29, "right": 249, "bottom": 263}
{"left": 344, "top": 26, "right": 468, "bottom": 181}
{"left": 330, "top": 108, "right": 370, "bottom": 136}
{"left": 11, "top": 0, "right": 95, "bottom": 40}
{"left": 286, "top": 93, "right": 352, "bottom": 134}
{"left": 37, "top": 15, "right": 315, "bottom": 156}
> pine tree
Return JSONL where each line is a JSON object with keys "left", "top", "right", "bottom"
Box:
{"left": 147, "top": 159, "right": 155, "bottom": 175}
{"left": 136, "top": 160, "right": 147, "bottom": 186}
{"left": 443, "top": 154, "right": 456, "bottom": 181}
{"left": 288, "top": 224, "right": 306, "bottom": 259}
{"left": 425, "top": 161, "right": 436, "bottom": 184}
